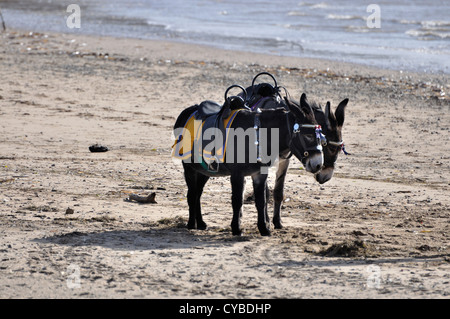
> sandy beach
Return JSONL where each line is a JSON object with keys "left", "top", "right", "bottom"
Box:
{"left": 0, "top": 29, "right": 449, "bottom": 299}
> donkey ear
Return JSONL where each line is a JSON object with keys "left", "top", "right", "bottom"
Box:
{"left": 299, "top": 93, "right": 313, "bottom": 117}
{"left": 325, "top": 101, "right": 331, "bottom": 119}
{"left": 335, "top": 98, "right": 349, "bottom": 127}
{"left": 325, "top": 100, "right": 337, "bottom": 127}
{"left": 284, "top": 96, "right": 303, "bottom": 119}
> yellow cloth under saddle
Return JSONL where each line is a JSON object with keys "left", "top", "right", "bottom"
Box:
{"left": 172, "top": 109, "right": 241, "bottom": 163}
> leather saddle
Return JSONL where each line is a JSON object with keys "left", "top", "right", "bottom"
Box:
{"left": 194, "top": 86, "right": 248, "bottom": 172}
{"left": 196, "top": 100, "right": 223, "bottom": 119}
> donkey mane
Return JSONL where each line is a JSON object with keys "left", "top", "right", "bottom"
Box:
{"left": 262, "top": 107, "right": 287, "bottom": 115}
{"left": 287, "top": 98, "right": 323, "bottom": 113}
{"left": 309, "top": 101, "right": 324, "bottom": 113}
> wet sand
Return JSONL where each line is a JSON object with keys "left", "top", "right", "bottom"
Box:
{"left": 0, "top": 29, "right": 449, "bottom": 298}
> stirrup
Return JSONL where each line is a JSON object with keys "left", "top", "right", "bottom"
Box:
{"left": 207, "top": 156, "right": 220, "bottom": 172}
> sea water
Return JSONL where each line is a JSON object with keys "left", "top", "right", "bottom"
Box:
{"left": 2, "top": 0, "right": 449, "bottom": 74}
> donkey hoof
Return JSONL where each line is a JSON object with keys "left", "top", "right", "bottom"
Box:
{"left": 259, "top": 227, "right": 271, "bottom": 236}
{"left": 274, "top": 222, "right": 283, "bottom": 229}
{"left": 232, "top": 229, "right": 242, "bottom": 236}
{"left": 197, "top": 221, "right": 207, "bottom": 230}
{"left": 187, "top": 221, "right": 196, "bottom": 230}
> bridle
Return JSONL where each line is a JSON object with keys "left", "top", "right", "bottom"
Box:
{"left": 281, "top": 114, "right": 350, "bottom": 161}
{"left": 280, "top": 87, "right": 350, "bottom": 157}
{"left": 324, "top": 139, "right": 350, "bottom": 155}
{"left": 252, "top": 109, "right": 324, "bottom": 164}
{"left": 285, "top": 112, "right": 324, "bottom": 162}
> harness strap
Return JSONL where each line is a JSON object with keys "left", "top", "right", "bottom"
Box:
{"left": 254, "top": 109, "right": 262, "bottom": 163}
{"left": 281, "top": 112, "right": 293, "bottom": 159}
{"left": 327, "top": 140, "right": 350, "bottom": 155}
{"left": 250, "top": 96, "right": 271, "bottom": 111}
{"left": 285, "top": 112, "right": 324, "bottom": 161}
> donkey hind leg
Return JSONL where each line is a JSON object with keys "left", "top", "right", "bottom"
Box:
{"left": 273, "top": 158, "right": 290, "bottom": 229}
{"left": 252, "top": 173, "right": 271, "bottom": 236}
{"left": 230, "top": 173, "right": 246, "bottom": 236}
{"left": 184, "top": 165, "right": 209, "bottom": 230}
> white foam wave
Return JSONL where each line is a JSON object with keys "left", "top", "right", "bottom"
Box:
{"left": 326, "top": 14, "right": 364, "bottom": 21}
{"left": 399, "top": 19, "right": 420, "bottom": 25}
{"left": 298, "top": 2, "right": 328, "bottom": 9}
{"left": 345, "top": 25, "right": 370, "bottom": 33}
{"left": 421, "top": 20, "right": 450, "bottom": 28}
{"left": 287, "top": 11, "right": 305, "bottom": 16}
{"left": 146, "top": 20, "right": 171, "bottom": 29}
{"left": 311, "top": 2, "right": 328, "bottom": 9}
{"left": 406, "top": 29, "right": 450, "bottom": 39}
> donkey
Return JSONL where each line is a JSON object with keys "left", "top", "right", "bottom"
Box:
{"left": 173, "top": 92, "right": 324, "bottom": 236}
{"left": 244, "top": 72, "right": 349, "bottom": 229}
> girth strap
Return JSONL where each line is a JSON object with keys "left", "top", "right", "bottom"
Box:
{"left": 253, "top": 109, "right": 262, "bottom": 163}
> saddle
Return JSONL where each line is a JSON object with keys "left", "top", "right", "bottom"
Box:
{"left": 196, "top": 85, "right": 248, "bottom": 120}
{"left": 173, "top": 85, "right": 247, "bottom": 173}
{"left": 198, "top": 85, "right": 248, "bottom": 171}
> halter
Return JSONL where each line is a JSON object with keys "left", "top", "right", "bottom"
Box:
{"left": 253, "top": 110, "right": 322, "bottom": 164}
{"left": 325, "top": 139, "right": 350, "bottom": 155}
{"left": 285, "top": 113, "right": 323, "bottom": 162}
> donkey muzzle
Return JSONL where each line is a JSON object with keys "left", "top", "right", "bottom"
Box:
{"left": 305, "top": 152, "right": 323, "bottom": 174}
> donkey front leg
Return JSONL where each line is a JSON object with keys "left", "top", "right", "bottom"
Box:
{"left": 273, "top": 158, "right": 290, "bottom": 229}
{"left": 252, "top": 173, "right": 271, "bottom": 236}
{"left": 230, "top": 172, "right": 245, "bottom": 236}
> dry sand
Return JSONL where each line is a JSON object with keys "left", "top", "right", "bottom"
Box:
{"left": 0, "top": 29, "right": 449, "bottom": 299}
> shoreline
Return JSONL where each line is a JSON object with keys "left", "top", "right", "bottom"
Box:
{"left": 6, "top": 26, "right": 450, "bottom": 80}
{"left": 5, "top": 27, "right": 448, "bottom": 107}
{"left": 4, "top": 27, "right": 449, "bottom": 102}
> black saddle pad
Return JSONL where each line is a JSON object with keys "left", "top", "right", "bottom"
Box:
{"left": 197, "top": 100, "right": 222, "bottom": 119}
